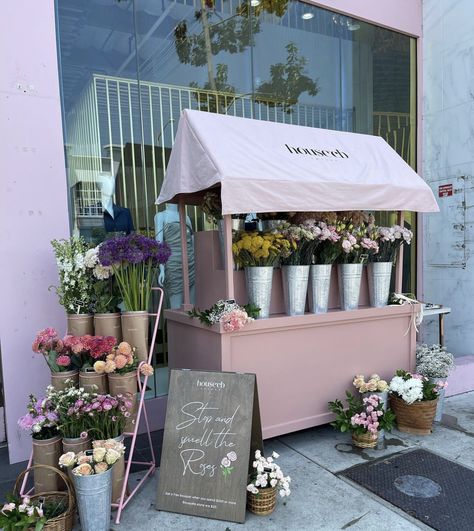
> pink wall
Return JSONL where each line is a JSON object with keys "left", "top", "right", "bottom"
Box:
{"left": 308, "top": 0, "right": 422, "bottom": 37}
{"left": 0, "top": 1, "right": 70, "bottom": 463}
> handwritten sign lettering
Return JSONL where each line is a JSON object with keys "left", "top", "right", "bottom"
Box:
{"left": 156, "top": 370, "right": 262, "bottom": 523}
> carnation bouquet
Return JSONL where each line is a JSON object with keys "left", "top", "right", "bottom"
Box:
{"left": 188, "top": 299, "right": 259, "bottom": 331}
{"left": 59, "top": 439, "right": 125, "bottom": 476}
{"left": 18, "top": 394, "right": 58, "bottom": 440}
{"left": 278, "top": 221, "right": 320, "bottom": 265}
{"left": 232, "top": 231, "right": 291, "bottom": 267}
{"left": 370, "top": 225, "right": 413, "bottom": 262}
{"left": 247, "top": 450, "right": 291, "bottom": 498}
{"left": 312, "top": 221, "right": 341, "bottom": 264}
{"left": 389, "top": 370, "right": 439, "bottom": 404}
{"left": 353, "top": 374, "right": 389, "bottom": 394}
{"left": 32, "top": 328, "right": 81, "bottom": 373}
{"left": 51, "top": 237, "right": 94, "bottom": 314}
{"left": 62, "top": 334, "right": 117, "bottom": 370}
{"left": 93, "top": 341, "right": 154, "bottom": 377}
{"left": 98, "top": 233, "right": 171, "bottom": 311}
{"left": 416, "top": 344, "right": 455, "bottom": 379}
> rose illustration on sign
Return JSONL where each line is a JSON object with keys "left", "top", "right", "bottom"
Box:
{"left": 221, "top": 451, "right": 237, "bottom": 479}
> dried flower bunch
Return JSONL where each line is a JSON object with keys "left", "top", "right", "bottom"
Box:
{"left": 389, "top": 369, "right": 439, "bottom": 404}
{"left": 416, "top": 344, "right": 455, "bottom": 379}
{"left": 93, "top": 341, "right": 154, "bottom": 376}
{"left": 353, "top": 374, "right": 389, "bottom": 393}
{"left": 59, "top": 439, "right": 125, "bottom": 476}
{"left": 247, "top": 450, "right": 291, "bottom": 498}
{"left": 201, "top": 191, "right": 223, "bottom": 223}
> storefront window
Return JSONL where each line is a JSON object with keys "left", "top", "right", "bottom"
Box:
{"left": 56, "top": 0, "right": 417, "bottom": 394}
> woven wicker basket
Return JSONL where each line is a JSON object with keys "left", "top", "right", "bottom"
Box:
{"left": 14, "top": 464, "right": 75, "bottom": 531}
{"left": 247, "top": 485, "right": 277, "bottom": 516}
{"left": 390, "top": 395, "right": 438, "bottom": 435}
{"left": 352, "top": 431, "right": 378, "bottom": 449}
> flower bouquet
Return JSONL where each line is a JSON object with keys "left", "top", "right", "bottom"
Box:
{"left": 188, "top": 300, "right": 259, "bottom": 331}
{"left": 98, "top": 233, "right": 171, "bottom": 361}
{"left": 32, "top": 328, "right": 81, "bottom": 389}
{"left": 353, "top": 374, "right": 389, "bottom": 394}
{"left": 18, "top": 395, "right": 62, "bottom": 493}
{"left": 246, "top": 450, "right": 291, "bottom": 516}
{"left": 0, "top": 495, "right": 54, "bottom": 531}
{"left": 59, "top": 441, "right": 125, "bottom": 531}
{"left": 389, "top": 369, "right": 439, "bottom": 434}
{"left": 328, "top": 391, "right": 395, "bottom": 448}
{"left": 51, "top": 236, "right": 94, "bottom": 335}
{"left": 93, "top": 438, "right": 128, "bottom": 503}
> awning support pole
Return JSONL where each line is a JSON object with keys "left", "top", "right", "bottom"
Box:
{"left": 395, "top": 211, "right": 405, "bottom": 294}
{"left": 179, "top": 198, "right": 193, "bottom": 311}
{"left": 223, "top": 214, "right": 235, "bottom": 300}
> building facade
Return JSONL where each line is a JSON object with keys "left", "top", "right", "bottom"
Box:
{"left": 1, "top": 0, "right": 425, "bottom": 463}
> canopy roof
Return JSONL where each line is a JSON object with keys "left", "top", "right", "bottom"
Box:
{"left": 157, "top": 110, "right": 439, "bottom": 214}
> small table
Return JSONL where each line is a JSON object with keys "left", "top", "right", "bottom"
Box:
{"left": 422, "top": 305, "right": 451, "bottom": 346}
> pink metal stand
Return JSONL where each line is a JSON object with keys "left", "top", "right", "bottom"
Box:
{"left": 20, "top": 287, "right": 165, "bottom": 526}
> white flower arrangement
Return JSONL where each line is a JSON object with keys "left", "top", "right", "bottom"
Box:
{"left": 247, "top": 450, "right": 291, "bottom": 498}
{"left": 416, "top": 344, "right": 455, "bottom": 379}
{"left": 389, "top": 376, "right": 423, "bottom": 404}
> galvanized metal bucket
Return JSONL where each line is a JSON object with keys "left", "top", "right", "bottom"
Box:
{"left": 338, "top": 263, "right": 363, "bottom": 311}
{"left": 362, "top": 390, "right": 388, "bottom": 446}
{"left": 367, "top": 261, "right": 393, "bottom": 307}
{"left": 282, "top": 265, "right": 310, "bottom": 316}
{"left": 429, "top": 377, "right": 446, "bottom": 422}
{"left": 245, "top": 266, "right": 273, "bottom": 319}
{"left": 73, "top": 466, "right": 112, "bottom": 531}
{"left": 309, "top": 264, "right": 332, "bottom": 314}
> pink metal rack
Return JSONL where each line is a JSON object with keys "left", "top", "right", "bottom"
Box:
{"left": 20, "top": 286, "right": 165, "bottom": 526}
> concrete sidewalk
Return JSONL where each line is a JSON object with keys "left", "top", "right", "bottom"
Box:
{"left": 115, "top": 392, "right": 473, "bottom": 530}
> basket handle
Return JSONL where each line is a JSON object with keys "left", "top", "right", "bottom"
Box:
{"left": 14, "top": 464, "right": 75, "bottom": 508}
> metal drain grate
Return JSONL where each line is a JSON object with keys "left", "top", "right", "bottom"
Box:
{"left": 342, "top": 449, "right": 474, "bottom": 530}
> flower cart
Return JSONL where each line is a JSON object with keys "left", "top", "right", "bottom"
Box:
{"left": 157, "top": 110, "right": 438, "bottom": 439}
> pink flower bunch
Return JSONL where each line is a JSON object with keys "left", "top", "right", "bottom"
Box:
{"left": 32, "top": 328, "right": 64, "bottom": 354}
{"left": 62, "top": 334, "right": 117, "bottom": 366}
{"left": 350, "top": 394, "right": 383, "bottom": 439}
{"left": 318, "top": 222, "right": 340, "bottom": 242}
{"left": 360, "top": 237, "right": 379, "bottom": 253}
{"left": 341, "top": 233, "right": 358, "bottom": 254}
{"left": 220, "top": 308, "right": 253, "bottom": 332}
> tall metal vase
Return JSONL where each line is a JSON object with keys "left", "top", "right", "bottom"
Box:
{"left": 73, "top": 467, "right": 112, "bottom": 531}
{"left": 309, "top": 264, "right": 332, "bottom": 314}
{"left": 338, "top": 263, "right": 363, "bottom": 311}
{"left": 429, "top": 377, "right": 446, "bottom": 422}
{"left": 367, "top": 262, "right": 393, "bottom": 308}
{"left": 281, "top": 265, "right": 310, "bottom": 316}
{"left": 245, "top": 267, "right": 273, "bottom": 319}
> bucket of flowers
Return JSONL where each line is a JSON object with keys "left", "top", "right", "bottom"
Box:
{"left": 246, "top": 450, "right": 291, "bottom": 516}
{"left": 328, "top": 391, "right": 396, "bottom": 448}
{"left": 389, "top": 369, "right": 439, "bottom": 435}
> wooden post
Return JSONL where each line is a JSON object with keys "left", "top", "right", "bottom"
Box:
{"left": 223, "top": 214, "right": 235, "bottom": 300}
{"left": 179, "top": 198, "right": 193, "bottom": 311}
{"left": 395, "top": 211, "right": 405, "bottom": 294}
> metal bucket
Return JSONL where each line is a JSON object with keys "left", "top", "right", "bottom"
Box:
{"left": 73, "top": 466, "right": 112, "bottom": 531}
{"left": 309, "top": 264, "right": 332, "bottom": 314}
{"left": 245, "top": 267, "right": 273, "bottom": 319}
{"left": 429, "top": 378, "right": 446, "bottom": 422}
{"left": 362, "top": 390, "right": 388, "bottom": 446}
{"left": 338, "top": 263, "right": 363, "bottom": 311}
{"left": 367, "top": 262, "right": 393, "bottom": 307}
{"left": 281, "top": 265, "right": 310, "bottom": 316}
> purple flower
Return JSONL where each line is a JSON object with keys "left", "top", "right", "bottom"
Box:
{"left": 98, "top": 234, "right": 171, "bottom": 267}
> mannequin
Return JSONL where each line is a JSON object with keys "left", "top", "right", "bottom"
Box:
{"left": 155, "top": 204, "right": 195, "bottom": 309}
{"left": 97, "top": 173, "right": 134, "bottom": 234}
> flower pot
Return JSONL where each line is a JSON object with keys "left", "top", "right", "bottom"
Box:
{"left": 352, "top": 431, "right": 378, "bottom": 449}
{"left": 72, "top": 466, "right": 112, "bottom": 531}
{"left": 390, "top": 395, "right": 439, "bottom": 435}
{"left": 247, "top": 485, "right": 277, "bottom": 516}
{"left": 429, "top": 378, "right": 446, "bottom": 422}
{"left": 32, "top": 435, "right": 63, "bottom": 493}
{"left": 79, "top": 369, "right": 108, "bottom": 394}
{"left": 309, "top": 264, "right": 332, "bottom": 314}
{"left": 111, "top": 434, "right": 126, "bottom": 503}
{"left": 361, "top": 390, "right": 388, "bottom": 445}
{"left": 108, "top": 372, "right": 138, "bottom": 433}
{"left": 50, "top": 369, "right": 79, "bottom": 391}
{"left": 245, "top": 266, "right": 273, "bottom": 319}
{"left": 93, "top": 312, "right": 122, "bottom": 343}
{"left": 282, "top": 265, "right": 310, "bottom": 316}
{"left": 62, "top": 435, "right": 92, "bottom": 454}
{"left": 121, "top": 311, "right": 149, "bottom": 363}
{"left": 367, "top": 262, "right": 393, "bottom": 307}
{"left": 337, "top": 263, "right": 363, "bottom": 311}
{"left": 67, "top": 313, "right": 94, "bottom": 336}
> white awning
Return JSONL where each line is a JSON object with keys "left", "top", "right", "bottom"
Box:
{"left": 157, "top": 109, "right": 439, "bottom": 214}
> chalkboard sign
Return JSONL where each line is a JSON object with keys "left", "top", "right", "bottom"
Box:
{"left": 156, "top": 369, "right": 263, "bottom": 523}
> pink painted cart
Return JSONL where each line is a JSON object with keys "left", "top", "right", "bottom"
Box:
{"left": 157, "top": 110, "right": 439, "bottom": 440}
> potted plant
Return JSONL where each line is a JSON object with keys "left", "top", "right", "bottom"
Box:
{"left": 59, "top": 442, "right": 125, "bottom": 531}
{"left": 246, "top": 450, "right": 291, "bottom": 515}
{"left": 353, "top": 374, "right": 390, "bottom": 443}
{"left": 93, "top": 341, "right": 153, "bottom": 432}
{"left": 389, "top": 369, "right": 439, "bottom": 434}
{"left": 416, "top": 344, "right": 454, "bottom": 421}
{"left": 85, "top": 244, "right": 123, "bottom": 342}
{"left": 233, "top": 231, "right": 291, "bottom": 318}
{"left": 328, "top": 391, "right": 395, "bottom": 448}
{"left": 0, "top": 496, "right": 48, "bottom": 531}
{"left": 98, "top": 233, "right": 171, "bottom": 362}
{"left": 18, "top": 394, "right": 61, "bottom": 493}
{"left": 32, "top": 328, "right": 81, "bottom": 390}
{"left": 51, "top": 236, "right": 94, "bottom": 335}
{"left": 367, "top": 225, "right": 413, "bottom": 307}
